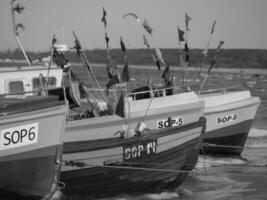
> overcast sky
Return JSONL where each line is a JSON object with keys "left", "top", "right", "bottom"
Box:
{"left": 0, "top": 0, "right": 267, "bottom": 51}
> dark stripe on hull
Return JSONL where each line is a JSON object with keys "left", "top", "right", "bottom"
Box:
{"left": 61, "top": 137, "right": 201, "bottom": 198}
{"left": 0, "top": 146, "right": 62, "bottom": 200}
{"left": 202, "top": 120, "right": 253, "bottom": 155}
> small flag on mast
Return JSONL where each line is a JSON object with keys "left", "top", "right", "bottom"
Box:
{"left": 211, "top": 20, "right": 216, "bottom": 34}
{"left": 13, "top": 3, "right": 25, "bottom": 14}
{"left": 120, "top": 36, "right": 126, "bottom": 53}
{"left": 106, "top": 73, "right": 120, "bottom": 94}
{"left": 101, "top": 7, "right": 107, "bottom": 27}
{"left": 121, "top": 59, "right": 129, "bottom": 82}
{"left": 143, "top": 19, "right": 153, "bottom": 35}
{"left": 105, "top": 32, "right": 109, "bottom": 48}
{"left": 178, "top": 27, "right": 185, "bottom": 42}
{"left": 155, "top": 48, "right": 165, "bottom": 66}
{"left": 185, "top": 12, "right": 191, "bottom": 31}
{"left": 184, "top": 42, "right": 190, "bottom": 63}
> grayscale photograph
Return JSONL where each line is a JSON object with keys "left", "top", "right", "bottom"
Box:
{"left": 0, "top": 0, "right": 266, "bottom": 199}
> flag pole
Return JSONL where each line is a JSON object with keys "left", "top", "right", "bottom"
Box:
{"left": 199, "top": 40, "right": 224, "bottom": 91}
{"left": 10, "top": 1, "right": 31, "bottom": 66}
{"left": 198, "top": 20, "right": 216, "bottom": 78}
{"left": 178, "top": 25, "right": 185, "bottom": 88}
{"left": 102, "top": 7, "right": 118, "bottom": 104}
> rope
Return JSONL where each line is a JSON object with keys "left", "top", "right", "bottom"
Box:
{"left": 62, "top": 160, "right": 267, "bottom": 178}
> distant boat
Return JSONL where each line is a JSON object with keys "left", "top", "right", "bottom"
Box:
{"left": 0, "top": 91, "right": 68, "bottom": 199}
{"left": 199, "top": 87, "right": 260, "bottom": 155}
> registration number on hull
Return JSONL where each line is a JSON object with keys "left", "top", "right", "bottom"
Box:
{"left": 216, "top": 114, "right": 237, "bottom": 125}
{"left": 157, "top": 117, "right": 184, "bottom": 129}
{"left": 123, "top": 139, "right": 157, "bottom": 161}
{"left": 0, "top": 123, "right": 38, "bottom": 150}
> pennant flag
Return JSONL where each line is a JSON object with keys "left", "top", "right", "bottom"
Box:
{"left": 106, "top": 55, "right": 117, "bottom": 78}
{"left": 185, "top": 12, "right": 191, "bottom": 31}
{"left": 184, "top": 42, "right": 190, "bottom": 63}
{"left": 73, "top": 38, "right": 82, "bottom": 56}
{"left": 106, "top": 74, "right": 120, "bottom": 94}
{"left": 15, "top": 23, "right": 25, "bottom": 35}
{"left": 105, "top": 32, "right": 109, "bottom": 48}
{"left": 208, "top": 40, "right": 224, "bottom": 73}
{"left": 143, "top": 19, "right": 153, "bottom": 35}
{"left": 178, "top": 27, "right": 185, "bottom": 42}
{"left": 161, "top": 64, "right": 171, "bottom": 85}
{"left": 115, "top": 94, "right": 125, "bottom": 118}
{"left": 120, "top": 36, "right": 126, "bottom": 53}
{"left": 101, "top": 7, "right": 107, "bottom": 27}
{"left": 151, "top": 53, "right": 161, "bottom": 71}
{"left": 155, "top": 48, "right": 165, "bottom": 66}
{"left": 211, "top": 20, "right": 216, "bottom": 34}
{"left": 121, "top": 59, "right": 129, "bottom": 82}
{"left": 143, "top": 34, "right": 150, "bottom": 48}
{"left": 13, "top": 3, "right": 25, "bottom": 14}
{"left": 52, "top": 47, "right": 68, "bottom": 69}
{"left": 52, "top": 35, "right": 57, "bottom": 46}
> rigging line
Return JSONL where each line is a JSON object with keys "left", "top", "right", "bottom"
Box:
{"left": 63, "top": 162, "right": 194, "bottom": 174}
{"left": 202, "top": 143, "right": 244, "bottom": 149}
{"left": 63, "top": 159, "right": 199, "bottom": 168}
{"left": 197, "top": 161, "right": 267, "bottom": 168}
{"left": 61, "top": 161, "right": 267, "bottom": 178}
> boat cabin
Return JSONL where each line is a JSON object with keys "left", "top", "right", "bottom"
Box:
{"left": 0, "top": 64, "right": 63, "bottom": 96}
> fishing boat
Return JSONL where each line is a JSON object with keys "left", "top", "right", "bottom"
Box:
{"left": 199, "top": 87, "right": 260, "bottom": 155}
{"left": 0, "top": 90, "right": 68, "bottom": 199}
{"left": 61, "top": 116, "right": 206, "bottom": 197}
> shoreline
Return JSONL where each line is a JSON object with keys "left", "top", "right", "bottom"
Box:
{"left": 1, "top": 59, "right": 267, "bottom": 75}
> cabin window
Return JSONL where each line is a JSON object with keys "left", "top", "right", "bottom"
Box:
{"left": 8, "top": 81, "right": 24, "bottom": 94}
{"left": 32, "top": 77, "right": 57, "bottom": 90}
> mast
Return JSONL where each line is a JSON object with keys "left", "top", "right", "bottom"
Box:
{"left": 10, "top": 0, "right": 31, "bottom": 66}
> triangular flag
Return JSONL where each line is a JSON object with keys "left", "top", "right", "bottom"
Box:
{"left": 52, "top": 47, "right": 68, "bottom": 69}
{"left": 106, "top": 74, "right": 120, "bottom": 94}
{"left": 73, "top": 38, "right": 82, "bottom": 56}
{"left": 143, "top": 19, "right": 153, "bottom": 35}
{"left": 115, "top": 94, "right": 125, "bottom": 118}
{"left": 101, "top": 7, "right": 107, "bottom": 27}
{"left": 105, "top": 32, "right": 109, "bottom": 48}
{"left": 121, "top": 59, "right": 129, "bottom": 82}
{"left": 120, "top": 36, "right": 126, "bottom": 53}
{"left": 178, "top": 27, "right": 185, "bottom": 42}
{"left": 185, "top": 12, "right": 191, "bottom": 31}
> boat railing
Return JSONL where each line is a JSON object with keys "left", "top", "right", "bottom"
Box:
{"left": 1, "top": 86, "right": 67, "bottom": 99}
{"left": 198, "top": 85, "right": 244, "bottom": 95}
{"left": 128, "top": 85, "right": 182, "bottom": 100}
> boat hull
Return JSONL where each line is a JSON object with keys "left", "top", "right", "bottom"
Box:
{"left": 201, "top": 91, "right": 260, "bottom": 155}
{"left": 0, "top": 100, "right": 67, "bottom": 199}
{"left": 0, "top": 146, "right": 62, "bottom": 200}
{"left": 61, "top": 117, "right": 206, "bottom": 197}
